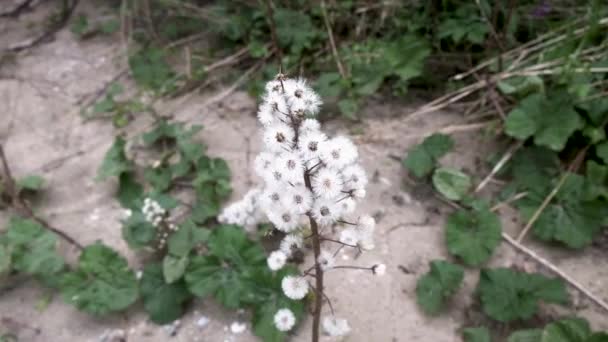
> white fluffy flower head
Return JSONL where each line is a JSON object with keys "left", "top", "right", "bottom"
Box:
{"left": 322, "top": 316, "right": 351, "bottom": 337}
{"left": 281, "top": 275, "right": 309, "bottom": 300}
{"left": 267, "top": 250, "right": 287, "bottom": 271}
{"left": 274, "top": 308, "right": 296, "bottom": 332}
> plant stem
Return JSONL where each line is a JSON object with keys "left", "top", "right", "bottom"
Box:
{"left": 0, "top": 145, "right": 83, "bottom": 250}
{"left": 308, "top": 215, "right": 323, "bottom": 342}
{"left": 304, "top": 169, "right": 323, "bottom": 342}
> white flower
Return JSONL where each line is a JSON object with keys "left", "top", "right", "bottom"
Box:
{"left": 254, "top": 152, "right": 275, "bottom": 179}
{"left": 265, "top": 79, "right": 283, "bottom": 94}
{"left": 282, "top": 184, "right": 313, "bottom": 214}
{"left": 264, "top": 92, "right": 289, "bottom": 116}
{"left": 357, "top": 215, "right": 376, "bottom": 232}
{"left": 300, "top": 118, "right": 321, "bottom": 136}
{"left": 267, "top": 250, "right": 287, "bottom": 271}
{"left": 280, "top": 234, "right": 303, "bottom": 256}
{"left": 311, "top": 198, "right": 341, "bottom": 226}
{"left": 267, "top": 208, "right": 299, "bottom": 232}
{"left": 372, "top": 264, "right": 386, "bottom": 276}
{"left": 219, "top": 188, "right": 265, "bottom": 228}
{"left": 312, "top": 168, "right": 343, "bottom": 199}
{"left": 342, "top": 163, "right": 368, "bottom": 190}
{"left": 274, "top": 308, "right": 296, "bottom": 332}
{"left": 230, "top": 321, "right": 247, "bottom": 334}
{"left": 322, "top": 316, "right": 351, "bottom": 337}
{"left": 289, "top": 89, "right": 322, "bottom": 116}
{"left": 257, "top": 102, "right": 275, "bottom": 126}
{"left": 299, "top": 131, "right": 327, "bottom": 161}
{"left": 356, "top": 215, "right": 375, "bottom": 250}
{"left": 319, "top": 136, "right": 358, "bottom": 170}
{"left": 337, "top": 197, "right": 356, "bottom": 214}
{"left": 263, "top": 122, "right": 294, "bottom": 153}
{"left": 142, "top": 197, "right": 165, "bottom": 226}
{"left": 339, "top": 228, "right": 359, "bottom": 246}
{"left": 275, "top": 152, "right": 304, "bottom": 183}
{"left": 281, "top": 275, "right": 309, "bottom": 300}
{"left": 352, "top": 188, "right": 366, "bottom": 199}
{"left": 317, "top": 249, "right": 335, "bottom": 270}
{"left": 260, "top": 187, "right": 283, "bottom": 213}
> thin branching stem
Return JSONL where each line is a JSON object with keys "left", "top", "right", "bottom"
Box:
{"left": 0, "top": 145, "right": 84, "bottom": 250}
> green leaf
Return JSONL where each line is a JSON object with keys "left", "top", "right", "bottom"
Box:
{"left": 403, "top": 134, "right": 454, "bottom": 178}
{"left": 250, "top": 267, "right": 306, "bottom": 342}
{"left": 584, "top": 161, "right": 608, "bottom": 200}
{"left": 0, "top": 243, "right": 12, "bottom": 275}
{"left": 445, "top": 204, "right": 501, "bottom": 266}
{"left": 273, "top": 9, "right": 318, "bottom": 55}
{"left": 163, "top": 254, "right": 188, "bottom": 284}
{"left": 477, "top": 268, "right": 568, "bottom": 322}
{"left": 416, "top": 260, "right": 464, "bottom": 315}
{"left": 97, "top": 137, "right": 131, "bottom": 180}
{"left": 505, "top": 93, "right": 583, "bottom": 151}
{"left": 122, "top": 211, "right": 156, "bottom": 249}
{"left": 191, "top": 157, "right": 231, "bottom": 223}
{"left": 100, "top": 18, "right": 120, "bottom": 34}
{"left": 117, "top": 172, "right": 143, "bottom": 209}
{"left": 140, "top": 263, "right": 191, "bottom": 324}
{"left": 432, "top": 167, "right": 472, "bottom": 201}
{"left": 463, "top": 327, "right": 492, "bottom": 342}
{"left": 403, "top": 146, "right": 435, "bottom": 178}
{"left": 70, "top": 14, "right": 89, "bottom": 36}
{"left": 16, "top": 175, "right": 45, "bottom": 192}
{"left": 510, "top": 147, "right": 560, "bottom": 195}
{"left": 596, "top": 141, "right": 608, "bottom": 164}
{"left": 60, "top": 243, "right": 138, "bottom": 315}
{"left": 185, "top": 226, "right": 266, "bottom": 308}
{"left": 6, "top": 217, "right": 64, "bottom": 277}
{"left": 586, "top": 333, "right": 608, "bottom": 342}
{"left": 518, "top": 173, "right": 605, "bottom": 248}
{"left": 144, "top": 167, "right": 173, "bottom": 192}
{"left": 167, "top": 220, "right": 209, "bottom": 257}
{"left": 541, "top": 317, "right": 591, "bottom": 342}
{"left": 497, "top": 76, "right": 544, "bottom": 97}
{"left": 129, "top": 47, "right": 175, "bottom": 92}
{"left": 508, "top": 329, "right": 543, "bottom": 342}
{"left": 337, "top": 99, "right": 358, "bottom": 119}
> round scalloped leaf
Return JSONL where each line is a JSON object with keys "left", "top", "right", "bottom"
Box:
{"left": 477, "top": 268, "right": 568, "bottom": 322}
{"left": 433, "top": 167, "right": 471, "bottom": 201}
{"left": 416, "top": 260, "right": 464, "bottom": 315}
{"left": 60, "top": 243, "right": 138, "bottom": 315}
{"left": 140, "top": 263, "right": 192, "bottom": 324}
{"left": 445, "top": 206, "right": 502, "bottom": 266}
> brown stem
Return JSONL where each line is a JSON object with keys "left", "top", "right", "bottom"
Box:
{"left": 307, "top": 214, "right": 323, "bottom": 342}
{"left": 304, "top": 171, "right": 323, "bottom": 342}
{"left": 0, "top": 145, "right": 83, "bottom": 250}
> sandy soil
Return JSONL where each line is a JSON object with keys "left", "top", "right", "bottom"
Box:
{"left": 0, "top": 2, "right": 606, "bottom": 342}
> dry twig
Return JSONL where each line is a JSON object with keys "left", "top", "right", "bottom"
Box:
{"left": 0, "top": 145, "right": 83, "bottom": 250}
{"left": 502, "top": 232, "right": 608, "bottom": 313}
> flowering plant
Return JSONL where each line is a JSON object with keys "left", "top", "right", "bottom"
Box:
{"left": 220, "top": 74, "right": 383, "bottom": 340}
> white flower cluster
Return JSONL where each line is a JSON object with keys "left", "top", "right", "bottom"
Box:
{"left": 142, "top": 197, "right": 166, "bottom": 226}
{"left": 220, "top": 75, "right": 376, "bottom": 336}
{"left": 218, "top": 188, "right": 266, "bottom": 229}
{"left": 322, "top": 316, "right": 351, "bottom": 337}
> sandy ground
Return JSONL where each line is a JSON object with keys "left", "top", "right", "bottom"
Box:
{"left": 1, "top": 2, "right": 607, "bottom": 342}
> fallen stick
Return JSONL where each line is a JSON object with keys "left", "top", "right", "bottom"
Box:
{"left": 502, "top": 232, "right": 608, "bottom": 313}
